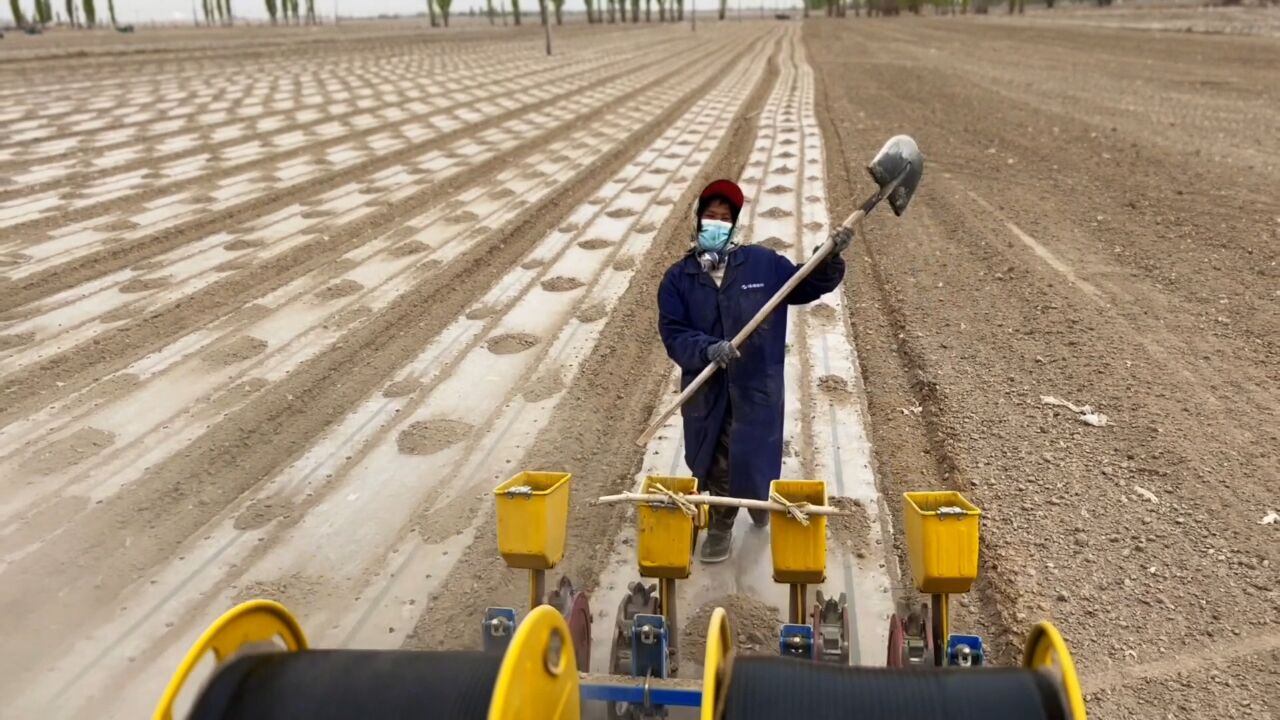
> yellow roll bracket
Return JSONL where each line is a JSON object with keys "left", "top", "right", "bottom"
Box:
{"left": 151, "top": 599, "right": 307, "bottom": 720}
{"left": 488, "top": 604, "right": 581, "bottom": 720}
{"left": 700, "top": 607, "right": 733, "bottom": 720}
{"left": 1023, "top": 621, "right": 1087, "bottom": 720}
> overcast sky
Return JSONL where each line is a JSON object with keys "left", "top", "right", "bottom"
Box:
{"left": 2, "top": 0, "right": 784, "bottom": 24}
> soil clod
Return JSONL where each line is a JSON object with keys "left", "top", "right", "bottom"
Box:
{"left": 383, "top": 379, "right": 423, "bottom": 398}
{"left": 397, "top": 419, "right": 474, "bottom": 456}
{"left": 388, "top": 240, "right": 430, "bottom": 257}
{"left": 485, "top": 333, "right": 540, "bottom": 355}
{"left": 541, "top": 276, "right": 585, "bottom": 292}
{"left": 204, "top": 336, "right": 268, "bottom": 366}
{"left": 315, "top": 279, "right": 364, "bottom": 300}
{"left": 682, "top": 595, "right": 780, "bottom": 658}
{"left": 0, "top": 332, "right": 36, "bottom": 352}
{"left": 118, "top": 276, "right": 172, "bottom": 293}
{"left": 21, "top": 428, "right": 116, "bottom": 476}
{"left": 817, "top": 374, "right": 852, "bottom": 396}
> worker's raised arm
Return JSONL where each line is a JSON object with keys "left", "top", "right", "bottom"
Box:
{"left": 657, "top": 270, "right": 719, "bottom": 372}
{"left": 777, "top": 250, "right": 846, "bottom": 306}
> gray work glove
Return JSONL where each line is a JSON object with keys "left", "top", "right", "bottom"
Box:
{"left": 812, "top": 226, "right": 854, "bottom": 260}
{"left": 706, "top": 340, "right": 740, "bottom": 368}
{"left": 829, "top": 225, "right": 854, "bottom": 254}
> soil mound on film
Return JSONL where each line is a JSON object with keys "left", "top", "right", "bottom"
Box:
{"left": 397, "top": 419, "right": 474, "bottom": 456}
{"left": 485, "top": 333, "right": 540, "bottom": 355}
{"left": 682, "top": 595, "right": 780, "bottom": 658}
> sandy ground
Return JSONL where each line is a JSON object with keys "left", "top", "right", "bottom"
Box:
{"left": 0, "top": 10, "right": 1276, "bottom": 720}
{"left": 807, "top": 15, "right": 1278, "bottom": 720}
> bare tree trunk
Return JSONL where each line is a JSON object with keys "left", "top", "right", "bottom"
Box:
{"left": 512, "top": 0, "right": 520, "bottom": 24}
{"left": 427, "top": 0, "right": 437, "bottom": 26}
{"left": 645, "top": 0, "right": 650, "bottom": 19}
{"left": 630, "top": 0, "right": 638, "bottom": 21}
{"left": 10, "top": 0, "right": 28, "bottom": 27}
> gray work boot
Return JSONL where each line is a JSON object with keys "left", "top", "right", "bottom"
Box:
{"left": 700, "top": 528, "right": 732, "bottom": 564}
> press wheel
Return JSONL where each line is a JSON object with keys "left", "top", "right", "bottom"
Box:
{"left": 886, "top": 613, "right": 906, "bottom": 667}
{"left": 545, "top": 576, "right": 592, "bottom": 671}
{"left": 810, "top": 591, "right": 850, "bottom": 664}
{"left": 607, "top": 582, "right": 660, "bottom": 720}
{"left": 930, "top": 596, "right": 945, "bottom": 667}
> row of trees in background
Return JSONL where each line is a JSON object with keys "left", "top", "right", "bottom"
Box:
{"left": 439, "top": 0, "right": 1059, "bottom": 29}
{"left": 8, "top": 0, "right": 119, "bottom": 29}
{"left": 856, "top": 0, "right": 1014, "bottom": 16}
{"left": 200, "top": 0, "right": 232, "bottom": 25}
{"left": 198, "top": 0, "right": 316, "bottom": 26}
{"left": 780, "top": 0, "right": 1065, "bottom": 16}
{"left": 3, "top": 0, "right": 1117, "bottom": 34}
{"left": 858, "top": 0, "right": 1112, "bottom": 13}
{"left": 452, "top": 0, "right": 698, "bottom": 28}
{"left": 2, "top": 0, "right": 324, "bottom": 28}
{"left": 262, "top": 0, "right": 319, "bottom": 24}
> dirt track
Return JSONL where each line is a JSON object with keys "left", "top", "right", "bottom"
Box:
{"left": 808, "top": 16, "right": 1278, "bottom": 718}
{"left": 0, "top": 13, "right": 1277, "bottom": 720}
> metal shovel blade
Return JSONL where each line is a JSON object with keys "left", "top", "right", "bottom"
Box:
{"left": 866, "top": 134, "right": 924, "bottom": 216}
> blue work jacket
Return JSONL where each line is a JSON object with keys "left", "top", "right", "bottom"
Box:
{"left": 657, "top": 245, "right": 845, "bottom": 500}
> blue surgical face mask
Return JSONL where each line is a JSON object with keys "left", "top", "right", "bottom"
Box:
{"left": 697, "top": 219, "right": 734, "bottom": 253}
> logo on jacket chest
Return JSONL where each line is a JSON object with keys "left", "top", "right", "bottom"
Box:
{"left": 740, "top": 282, "right": 765, "bottom": 290}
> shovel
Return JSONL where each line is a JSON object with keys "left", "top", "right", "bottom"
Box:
{"left": 635, "top": 135, "right": 924, "bottom": 448}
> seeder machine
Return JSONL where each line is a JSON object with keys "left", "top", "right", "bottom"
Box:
{"left": 153, "top": 470, "right": 1086, "bottom": 720}
{"left": 150, "top": 133, "right": 1084, "bottom": 719}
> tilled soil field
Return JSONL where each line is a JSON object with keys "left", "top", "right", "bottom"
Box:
{"left": 0, "top": 23, "right": 794, "bottom": 717}
{"left": 808, "top": 16, "right": 1278, "bottom": 720}
{"left": 0, "top": 13, "right": 1275, "bottom": 720}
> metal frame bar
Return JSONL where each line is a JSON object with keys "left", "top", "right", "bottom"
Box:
{"left": 579, "top": 682, "right": 702, "bottom": 707}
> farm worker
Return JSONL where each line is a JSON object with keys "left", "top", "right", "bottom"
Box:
{"left": 657, "top": 179, "right": 852, "bottom": 563}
